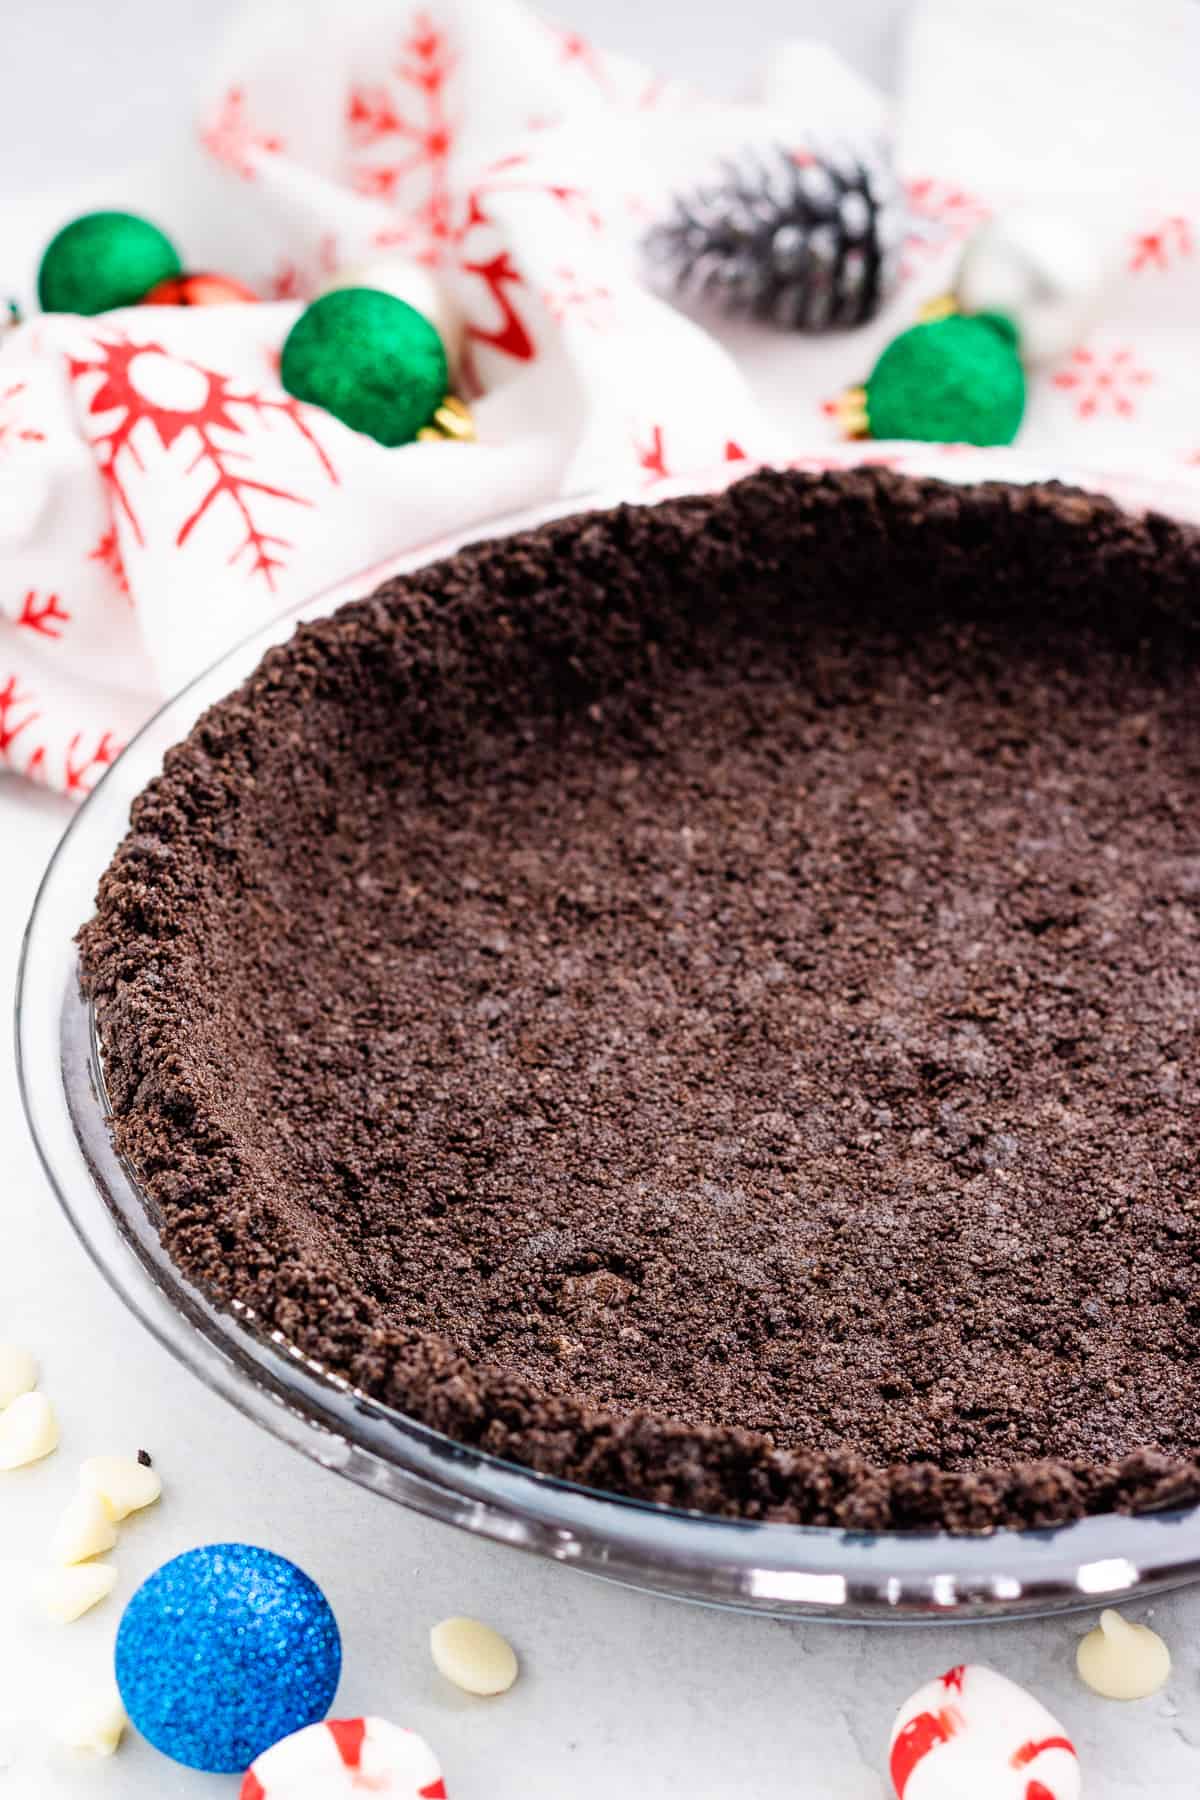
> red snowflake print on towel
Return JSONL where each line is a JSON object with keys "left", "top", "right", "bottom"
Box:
{"left": 634, "top": 429, "right": 752, "bottom": 486}
{"left": 0, "top": 381, "right": 45, "bottom": 457}
{"left": 89, "top": 526, "right": 130, "bottom": 597}
{"left": 547, "top": 22, "right": 615, "bottom": 97}
{"left": 16, "top": 590, "right": 70, "bottom": 639}
{"left": 905, "top": 178, "right": 989, "bottom": 237}
{"left": 452, "top": 155, "right": 608, "bottom": 390}
{"left": 265, "top": 235, "right": 339, "bottom": 305}
{"left": 1052, "top": 345, "right": 1152, "bottom": 419}
{"left": 347, "top": 13, "right": 456, "bottom": 257}
{"left": 1129, "top": 214, "right": 1193, "bottom": 272}
{"left": 467, "top": 152, "right": 604, "bottom": 234}
{"left": 370, "top": 225, "right": 424, "bottom": 260}
{"left": 67, "top": 333, "right": 338, "bottom": 589}
{"left": 636, "top": 73, "right": 669, "bottom": 111}
{"left": 901, "top": 177, "right": 990, "bottom": 279}
{"left": 200, "top": 86, "right": 285, "bottom": 179}
{"left": 458, "top": 220, "right": 532, "bottom": 352}
{"left": 268, "top": 259, "right": 305, "bottom": 301}
{"left": 542, "top": 268, "right": 615, "bottom": 331}
{"left": 456, "top": 249, "right": 533, "bottom": 396}
{"left": 0, "top": 675, "right": 40, "bottom": 765}
{"left": 347, "top": 84, "right": 404, "bottom": 143}
{"left": 636, "top": 424, "right": 670, "bottom": 480}
{"left": 546, "top": 26, "right": 680, "bottom": 110}
{"left": 546, "top": 183, "right": 604, "bottom": 234}
{"left": 64, "top": 728, "right": 120, "bottom": 798}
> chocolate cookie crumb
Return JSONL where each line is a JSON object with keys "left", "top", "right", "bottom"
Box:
{"left": 79, "top": 468, "right": 1200, "bottom": 1532}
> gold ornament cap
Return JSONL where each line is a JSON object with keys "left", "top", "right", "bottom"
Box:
{"left": 831, "top": 385, "right": 869, "bottom": 439}
{"left": 418, "top": 395, "right": 476, "bottom": 443}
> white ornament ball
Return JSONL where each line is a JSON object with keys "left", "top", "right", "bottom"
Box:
{"left": 956, "top": 211, "right": 1119, "bottom": 364}
{"left": 889, "top": 1664, "right": 1080, "bottom": 1800}
{"left": 321, "top": 257, "right": 462, "bottom": 374}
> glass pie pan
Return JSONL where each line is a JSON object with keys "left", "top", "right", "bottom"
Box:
{"left": 19, "top": 470, "right": 1200, "bottom": 1625}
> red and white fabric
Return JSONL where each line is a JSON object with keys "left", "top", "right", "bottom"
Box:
{"left": 241, "top": 1716, "right": 446, "bottom": 1799}
{"left": 2, "top": 0, "right": 1199, "bottom": 794}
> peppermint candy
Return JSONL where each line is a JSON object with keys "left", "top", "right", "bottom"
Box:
{"left": 240, "top": 1718, "right": 446, "bottom": 1799}
{"left": 890, "top": 1665, "right": 1080, "bottom": 1800}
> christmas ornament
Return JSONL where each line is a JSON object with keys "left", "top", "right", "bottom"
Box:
{"left": 956, "top": 212, "right": 1118, "bottom": 363}
{"left": 280, "top": 288, "right": 468, "bottom": 447}
{"left": 141, "top": 272, "right": 260, "bottom": 306}
{"left": 414, "top": 394, "right": 474, "bottom": 442}
{"left": 241, "top": 1717, "right": 446, "bottom": 1799}
{"left": 890, "top": 1665, "right": 1079, "bottom": 1800}
{"left": 320, "top": 256, "right": 462, "bottom": 371}
{"left": 643, "top": 140, "right": 905, "bottom": 331}
{"left": 835, "top": 309, "right": 1025, "bottom": 444}
{"left": 37, "top": 212, "right": 182, "bottom": 316}
{"left": 114, "top": 1544, "right": 341, "bottom": 1774}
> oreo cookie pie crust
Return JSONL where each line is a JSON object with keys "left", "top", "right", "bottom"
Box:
{"left": 79, "top": 468, "right": 1200, "bottom": 1533}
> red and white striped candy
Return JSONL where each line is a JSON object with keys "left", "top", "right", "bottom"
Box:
{"left": 240, "top": 1718, "right": 446, "bottom": 1799}
{"left": 890, "top": 1665, "right": 1079, "bottom": 1800}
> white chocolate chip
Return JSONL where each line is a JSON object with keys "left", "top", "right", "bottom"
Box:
{"left": 0, "top": 1344, "right": 36, "bottom": 1410}
{"left": 57, "top": 1686, "right": 126, "bottom": 1757}
{"left": 81, "top": 1455, "right": 161, "bottom": 1522}
{"left": 42, "top": 1562, "right": 117, "bottom": 1623}
{"left": 0, "top": 1391, "right": 58, "bottom": 1470}
{"left": 50, "top": 1488, "right": 119, "bottom": 1565}
{"left": 1077, "top": 1607, "right": 1171, "bottom": 1699}
{"left": 430, "top": 1616, "right": 519, "bottom": 1696}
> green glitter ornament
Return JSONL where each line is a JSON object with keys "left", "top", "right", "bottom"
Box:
{"left": 836, "top": 309, "right": 1025, "bottom": 446}
{"left": 280, "top": 287, "right": 459, "bottom": 447}
{"left": 38, "top": 211, "right": 182, "bottom": 316}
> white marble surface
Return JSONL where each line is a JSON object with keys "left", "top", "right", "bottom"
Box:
{"left": 2, "top": 1, "right": 1200, "bottom": 1795}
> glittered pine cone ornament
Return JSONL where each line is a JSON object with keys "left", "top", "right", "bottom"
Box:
{"left": 836, "top": 308, "right": 1026, "bottom": 446}
{"left": 643, "top": 140, "right": 905, "bottom": 331}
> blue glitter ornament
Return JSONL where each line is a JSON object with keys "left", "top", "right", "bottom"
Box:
{"left": 115, "top": 1544, "right": 341, "bottom": 1774}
